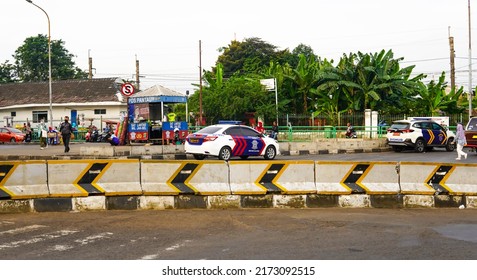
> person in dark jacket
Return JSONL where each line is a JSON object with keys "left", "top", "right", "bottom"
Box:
{"left": 59, "top": 116, "right": 73, "bottom": 153}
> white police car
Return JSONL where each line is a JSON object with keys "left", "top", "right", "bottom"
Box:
{"left": 386, "top": 119, "right": 455, "bottom": 153}
{"left": 185, "top": 122, "right": 280, "bottom": 160}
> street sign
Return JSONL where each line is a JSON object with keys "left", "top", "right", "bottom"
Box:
{"left": 121, "top": 83, "right": 135, "bottom": 96}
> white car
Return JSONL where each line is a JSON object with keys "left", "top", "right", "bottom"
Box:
{"left": 185, "top": 123, "right": 280, "bottom": 160}
{"left": 386, "top": 119, "right": 455, "bottom": 153}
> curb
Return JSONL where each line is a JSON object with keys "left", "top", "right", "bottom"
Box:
{"left": 0, "top": 147, "right": 392, "bottom": 161}
{"left": 1, "top": 194, "right": 475, "bottom": 213}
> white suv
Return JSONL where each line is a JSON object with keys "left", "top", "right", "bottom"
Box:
{"left": 386, "top": 119, "right": 455, "bottom": 153}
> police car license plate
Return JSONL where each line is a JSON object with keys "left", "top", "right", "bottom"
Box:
{"left": 190, "top": 138, "right": 199, "bottom": 143}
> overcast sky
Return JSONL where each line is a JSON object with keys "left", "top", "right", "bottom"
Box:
{"left": 1, "top": 0, "right": 475, "bottom": 94}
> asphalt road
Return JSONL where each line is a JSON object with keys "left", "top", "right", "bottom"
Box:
{"left": 296, "top": 147, "right": 477, "bottom": 163}
{"left": 1, "top": 209, "right": 476, "bottom": 260}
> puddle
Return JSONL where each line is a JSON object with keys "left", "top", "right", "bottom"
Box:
{"left": 433, "top": 224, "right": 477, "bottom": 243}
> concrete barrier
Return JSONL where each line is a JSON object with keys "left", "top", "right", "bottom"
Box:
{"left": 315, "top": 162, "right": 362, "bottom": 194}
{"left": 47, "top": 159, "right": 141, "bottom": 197}
{"left": 399, "top": 162, "right": 449, "bottom": 195}
{"left": 0, "top": 160, "right": 49, "bottom": 199}
{"left": 357, "top": 162, "right": 400, "bottom": 194}
{"left": 437, "top": 163, "right": 477, "bottom": 195}
{"left": 315, "top": 161, "right": 400, "bottom": 194}
{"left": 229, "top": 161, "right": 316, "bottom": 194}
{"left": 141, "top": 160, "right": 230, "bottom": 195}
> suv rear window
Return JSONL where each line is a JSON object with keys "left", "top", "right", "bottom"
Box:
{"left": 466, "top": 118, "right": 477, "bottom": 131}
{"left": 390, "top": 123, "right": 410, "bottom": 130}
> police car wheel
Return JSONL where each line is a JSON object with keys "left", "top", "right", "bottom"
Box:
{"left": 414, "top": 139, "right": 426, "bottom": 153}
{"left": 264, "top": 146, "right": 276, "bottom": 160}
{"left": 218, "top": 146, "right": 232, "bottom": 161}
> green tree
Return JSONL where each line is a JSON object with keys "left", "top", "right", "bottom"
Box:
{"left": 414, "top": 72, "right": 464, "bottom": 116}
{"left": 13, "top": 34, "right": 87, "bottom": 82}
{"left": 289, "top": 44, "right": 318, "bottom": 68}
{"left": 217, "top": 37, "right": 281, "bottom": 77}
{"left": 0, "top": 60, "right": 17, "bottom": 84}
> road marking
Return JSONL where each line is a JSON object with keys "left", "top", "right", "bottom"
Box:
{"left": 0, "top": 230, "right": 78, "bottom": 250}
{"left": 139, "top": 240, "right": 192, "bottom": 260}
{"left": 0, "top": 225, "right": 47, "bottom": 236}
{"left": 74, "top": 232, "right": 113, "bottom": 245}
{"left": 39, "top": 232, "right": 114, "bottom": 256}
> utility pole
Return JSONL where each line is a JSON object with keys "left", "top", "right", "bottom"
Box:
{"left": 449, "top": 27, "right": 456, "bottom": 90}
{"left": 88, "top": 49, "right": 93, "bottom": 79}
{"left": 135, "top": 55, "right": 140, "bottom": 90}
{"left": 199, "top": 40, "right": 203, "bottom": 126}
{"left": 469, "top": 0, "right": 473, "bottom": 117}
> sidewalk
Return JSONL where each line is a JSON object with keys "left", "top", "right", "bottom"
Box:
{"left": 0, "top": 142, "right": 104, "bottom": 159}
{"left": 0, "top": 142, "right": 185, "bottom": 160}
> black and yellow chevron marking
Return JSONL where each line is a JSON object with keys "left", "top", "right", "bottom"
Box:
{"left": 0, "top": 164, "right": 16, "bottom": 199}
{"left": 340, "top": 164, "right": 370, "bottom": 194}
{"left": 426, "top": 165, "right": 453, "bottom": 194}
{"left": 74, "top": 162, "right": 109, "bottom": 195}
{"left": 256, "top": 163, "right": 286, "bottom": 193}
{"left": 167, "top": 163, "right": 200, "bottom": 194}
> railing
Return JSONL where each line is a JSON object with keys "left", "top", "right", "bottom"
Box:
{"left": 264, "top": 125, "right": 390, "bottom": 142}
{"left": 20, "top": 125, "right": 459, "bottom": 144}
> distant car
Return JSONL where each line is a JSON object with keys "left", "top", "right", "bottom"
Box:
{"left": 0, "top": 127, "right": 26, "bottom": 143}
{"left": 386, "top": 119, "right": 455, "bottom": 153}
{"left": 185, "top": 123, "right": 280, "bottom": 160}
{"left": 465, "top": 116, "right": 477, "bottom": 150}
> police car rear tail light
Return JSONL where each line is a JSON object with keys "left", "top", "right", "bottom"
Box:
{"left": 204, "top": 135, "right": 218, "bottom": 142}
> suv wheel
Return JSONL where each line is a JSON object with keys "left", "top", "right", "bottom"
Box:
{"left": 446, "top": 138, "right": 456, "bottom": 151}
{"left": 414, "top": 139, "right": 426, "bottom": 153}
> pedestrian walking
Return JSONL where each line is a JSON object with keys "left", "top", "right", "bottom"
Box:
{"left": 60, "top": 116, "right": 73, "bottom": 153}
{"left": 455, "top": 122, "right": 467, "bottom": 160}
{"left": 37, "top": 119, "right": 48, "bottom": 149}
{"left": 25, "top": 122, "right": 32, "bottom": 143}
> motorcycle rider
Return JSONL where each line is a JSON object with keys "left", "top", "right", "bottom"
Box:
{"left": 346, "top": 122, "right": 356, "bottom": 138}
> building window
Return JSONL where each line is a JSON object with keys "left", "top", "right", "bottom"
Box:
{"left": 33, "top": 111, "right": 48, "bottom": 123}
{"left": 94, "top": 109, "right": 106, "bottom": 115}
{"left": 11, "top": 112, "right": 16, "bottom": 117}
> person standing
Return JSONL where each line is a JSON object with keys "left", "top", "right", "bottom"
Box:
{"left": 455, "top": 122, "right": 468, "bottom": 160}
{"left": 60, "top": 116, "right": 73, "bottom": 153}
{"left": 256, "top": 121, "right": 265, "bottom": 133}
{"left": 271, "top": 121, "right": 279, "bottom": 140}
{"left": 25, "top": 122, "right": 32, "bottom": 143}
{"left": 37, "top": 119, "right": 48, "bottom": 149}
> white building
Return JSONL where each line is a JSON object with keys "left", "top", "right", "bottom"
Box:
{"left": 0, "top": 78, "right": 127, "bottom": 130}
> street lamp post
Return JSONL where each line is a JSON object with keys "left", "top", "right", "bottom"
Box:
{"left": 185, "top": 90, "right": 189, "bottom": 123}
{"left": 26, "top": 0, "right": 53, "bottom": 127}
